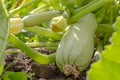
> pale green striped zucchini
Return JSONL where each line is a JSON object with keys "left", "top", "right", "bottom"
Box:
{"left": 56, "top": 13, "right": 97, "bottom": 77}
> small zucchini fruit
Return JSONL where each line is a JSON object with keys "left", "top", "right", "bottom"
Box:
{"left": 50, "top": 16, "right": 68, "bottom": 32}
{"left": 23, "top": 10, "right": 60, "bottom": 27}
{"left": 56, "top": 13, "right": 97, "bottom": 77}
{"left": 10, "top": 18, "right": 24, "bottom": 34}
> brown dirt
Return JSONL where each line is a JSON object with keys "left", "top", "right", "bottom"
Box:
{"left": 4, "top": 48, "right": 94, "bottom": 80}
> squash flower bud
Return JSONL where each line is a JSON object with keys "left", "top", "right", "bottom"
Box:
{"left": 51, "top": 16, "right": 68, "bottom": 32}
{"left": 10, "top": 18, "right": 24, "bottom": 34}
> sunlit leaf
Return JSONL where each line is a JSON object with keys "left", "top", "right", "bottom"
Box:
{"left": 87, "top": 16, "right": 120, "bottom": 80}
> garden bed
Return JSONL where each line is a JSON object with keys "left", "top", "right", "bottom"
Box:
{"left": 5, "top": 48, "right": 93, "bottom": 80}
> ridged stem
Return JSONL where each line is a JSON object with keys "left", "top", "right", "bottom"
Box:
{"left": 69, "top": 0, "right": 114, "bottom": 24}
{"left": 8, "top": 34, "right": 56, "bottom": 64}
{"left": 24, "top": 26, "right": 63, "bottom": 40}
{"left": 7, "top": 42, "right": 58, "bottom": 48}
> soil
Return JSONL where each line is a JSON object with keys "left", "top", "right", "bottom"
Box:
{"left": 4, "top": 48, "right": 94, "bottom": 80}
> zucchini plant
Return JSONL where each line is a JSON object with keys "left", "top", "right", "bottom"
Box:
{"left": 0, "top": 0, "right": 120, "bottom": 80}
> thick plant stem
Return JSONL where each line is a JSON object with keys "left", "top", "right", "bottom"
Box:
{"left": 69, "top": 0, "right": 114, "bottom": 24}
{"left": 24, "top": 26, "right": 63, "bottom": 40}
{"left": 73, "top": 0, "right": 98, "bottom": 14}
{"left": 23, "top": 10, "right": 60, "bottom": 27}
{"left": 8, "top": 34, "right": 56, "bottom": 64}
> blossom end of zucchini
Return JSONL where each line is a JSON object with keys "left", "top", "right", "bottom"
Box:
{"left": 10, "top": 18, "right": 24, "bottom": 34}
{"left": 51, "top": 16, "right": 68, "bottom": 32}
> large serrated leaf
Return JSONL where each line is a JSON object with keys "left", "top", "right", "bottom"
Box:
{"left": 87, "top": 17, "right": 120, "bottom": 80}
{"left": 0, "top": 0, "right": 9, "bottom": 75}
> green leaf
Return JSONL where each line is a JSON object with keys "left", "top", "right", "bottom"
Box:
{"left": 87, "top": 16, "right": 120, "bottom": 80}
{"left": 3, "top": 71, "right": 27, "bottom": 80}
{"left": 87, "top": 60, "right": 120, "bottom": 80}
{"left": 0, "top": 0, "right": 9, "bottom": 75}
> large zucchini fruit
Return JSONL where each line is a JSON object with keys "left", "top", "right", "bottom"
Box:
{"left": 56, "top": 13, "right": 97, "bottom": 77}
